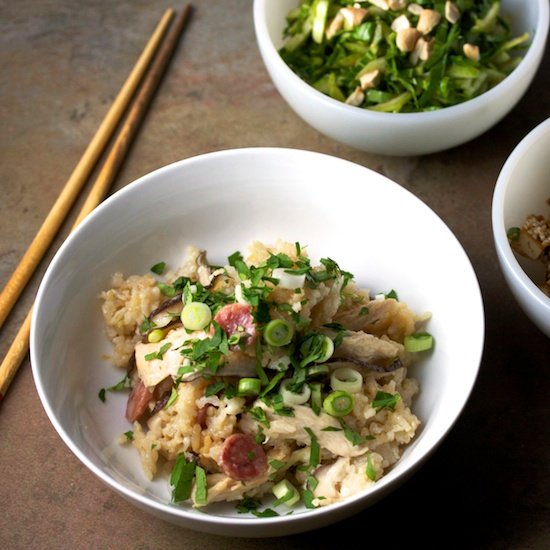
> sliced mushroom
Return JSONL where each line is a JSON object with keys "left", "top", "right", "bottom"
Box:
{"left": 327, "top": 358, "right": 403, "bottom": 374}
{"left": 147, "top": 293, "right": 183, "bottom": 331}
{"left": 417, "top": 9, "right": 441, "bottom": 35}
{"left": 195, "top": 250, "right": 215, "bottom": 287}
{"left": 209, "top": 270, "right": 237, "bottom": 295}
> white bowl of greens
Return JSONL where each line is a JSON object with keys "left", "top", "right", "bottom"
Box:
{"left": 31, "top": 148, "right": 484, "bottom": 536}
{"left": 254, "top": 0, "right": 549, "bottom": 156}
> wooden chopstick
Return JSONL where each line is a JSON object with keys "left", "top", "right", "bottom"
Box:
{"left": 0, "top": 4, "right": 193, "bottom": 402}
{"left": 0, "top": 9, "right": 174, "bottom": 331}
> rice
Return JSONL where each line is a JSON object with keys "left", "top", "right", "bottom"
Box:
{"left": 100, "top": 240, "right": 430, "bottom": 511}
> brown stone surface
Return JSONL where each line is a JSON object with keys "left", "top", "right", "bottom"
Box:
{"left": 0, "top": 1, "right": 549, "bottom": 548}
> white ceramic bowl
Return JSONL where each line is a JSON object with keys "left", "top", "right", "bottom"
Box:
{"left": 253, "top": 0, "right": 549, "bottom": 156}
{"left": 492, "top": 118, "right": 550, "bottom": 337}
{"left": 31, "top": 148, "right": 484, "bottom": 536}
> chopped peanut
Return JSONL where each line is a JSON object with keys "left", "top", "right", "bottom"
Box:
{"left": 326, "top": 12, "right": 344, "bottom": 40}
{"left": 463, "top": 43, "right": 480, "bottom": 61}
{"left": 391, "top": 14, "right": 411, "bottom": 33}
{"left": 341, "top": 7, "right": 368, "bottom": 29}
{"left": 388, "top": 0, "right": 408, "bottom": 9}
{"left": 407, "top": 3, "right": 423, "bottom": 16}
{"left": 410, "top": 37, "right": 433, "bottom": 65}
{"left": 396, "top": 27, "right": 420, "bottom": 52}
{"left": 367, "top": 0, "right": 389, "bottom": 10}
{"left": 445, "top": 1, "right": 460, "bottom": 24}
{"left": 345, "top": 86, "right": 365, "bottom": 106}
{"left": 417, "top": 9, "right": 441, "bottom": 35}
{"left": 359, "top": 69, "right": 381, "bottom": 89}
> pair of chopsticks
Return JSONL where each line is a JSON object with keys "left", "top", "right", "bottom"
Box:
{"left": 0, "top": 5, "right": 193, "bottom": 403}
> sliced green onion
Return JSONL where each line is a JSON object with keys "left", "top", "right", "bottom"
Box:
{"left": 147, "top": 328, "right": 165, "bottom": 343}
{"left": 318, "top": 336, "right": 334, "bottom": 362}
{"left": 404, "top": 332, "right": 434, "bottom": 352}
{"left": 280, "top": 379, "right": 311, "bottom": 406}
{"left": 305, "top": 427, "right": 320, "bottom": 467}
{"left": 299, "top": 334, "right": 334, "bottom": 366}
{"left": 507, "top": 227, "right": 520, "bottom": 241}
{"left": 330, "top": 367, "right": 363, "bottom": 394}
{"left": 237, "top": 378, "right": 262, "bottom": 397}
{"left": 323, "top": 390, "right": 354, "bottom": 417}
{"left": 311, "top": 0, "right": 329, "bottom": 44}
{"left": 272, "top": 479, "right": 300, "bottom": 507}
{"left": 306, "top": 364, "right": 329, "bottom": 379}
{"left": 264, "top": 319, "right": 294, "bottom": 347}
{"left": 181, "top": 301, "right": 212, "bottom": 331}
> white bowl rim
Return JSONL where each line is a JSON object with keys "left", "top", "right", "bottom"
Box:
{"left": 253, "top": 0, "right": 550, "bottom": 122}
{"left": 491, "top": 117, "right": 550, "bottom": 310}
{"left": 30, "top": 146, "right": 485, "bottom": 532}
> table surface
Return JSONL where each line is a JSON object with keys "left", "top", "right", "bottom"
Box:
{"left": 1, "top": 1, "right": 549, "bottom": 548}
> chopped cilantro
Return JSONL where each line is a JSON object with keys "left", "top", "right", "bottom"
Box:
{"left": 302, "top": 489, "right": 318, "bottom": 509}
{"left": 165, "top": 386, "right": 178, "bottom": 408}
{"left": 145, "top": 342, "right": 172, "bottom": 361}
{"left": 194, "top": 465, "right": 208, "bottom": 506}
{"left": 366, "top": 454, "right": 377, "bottom": 482}
{"left": 269, "top": 459, "right": 286, "bottom": 470}
{"left": 170, "top": 455, "right": 196, "bottom": 503}
{"left": 385, "top": 289, "right": 399, "bottom": 300}
{"left": 249, "top": 406, "right": 270, "bottom": 428}
{"left": 235, "top": 497, "right": 279, "bottom": 517}
{"left": 304, "top": 427, "right": 320, "bottom": 468}
{"left": 204, "top": 380, "right": 225, "bottom": 397}
{"left": 157, "top": 282, "right": 177, "bottom": 297}
{"left": 339, "top": 419, "right": 365, "bottom": 446}
{"left": 139, "top": 316, "right": 155, "bottom": 334}
{"left": 372, "top": 390, "right": 401, "bottom": 411}
{"left": 150, "top": 261, "right": 166, "bottom": 275}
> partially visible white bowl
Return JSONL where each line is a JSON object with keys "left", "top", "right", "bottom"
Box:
{"left": 254, "top": 0, "right": 549, "bottom": 156}
{"left": 492, "top": 118, "right": 550, "bottom": 338}
{"left": 31, "top": 148, "right": 484, "bottom": 536}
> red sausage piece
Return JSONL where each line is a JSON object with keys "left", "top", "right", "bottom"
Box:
{"left": 219, "top": 433, "right": 268, "bottom": 481}
{"left": 126, "top": 380, "right": 153, "bottom": 422}
{"left": 214, "top": 303, "right": 257, "bottom": 344}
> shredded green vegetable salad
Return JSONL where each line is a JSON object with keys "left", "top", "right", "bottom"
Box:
{"left": 279, "top": 0, "right": 530, "bottom": 112}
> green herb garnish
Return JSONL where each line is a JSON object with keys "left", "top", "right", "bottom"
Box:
{"left": 372, "top": 390, "right": 401, "bottom": 411}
